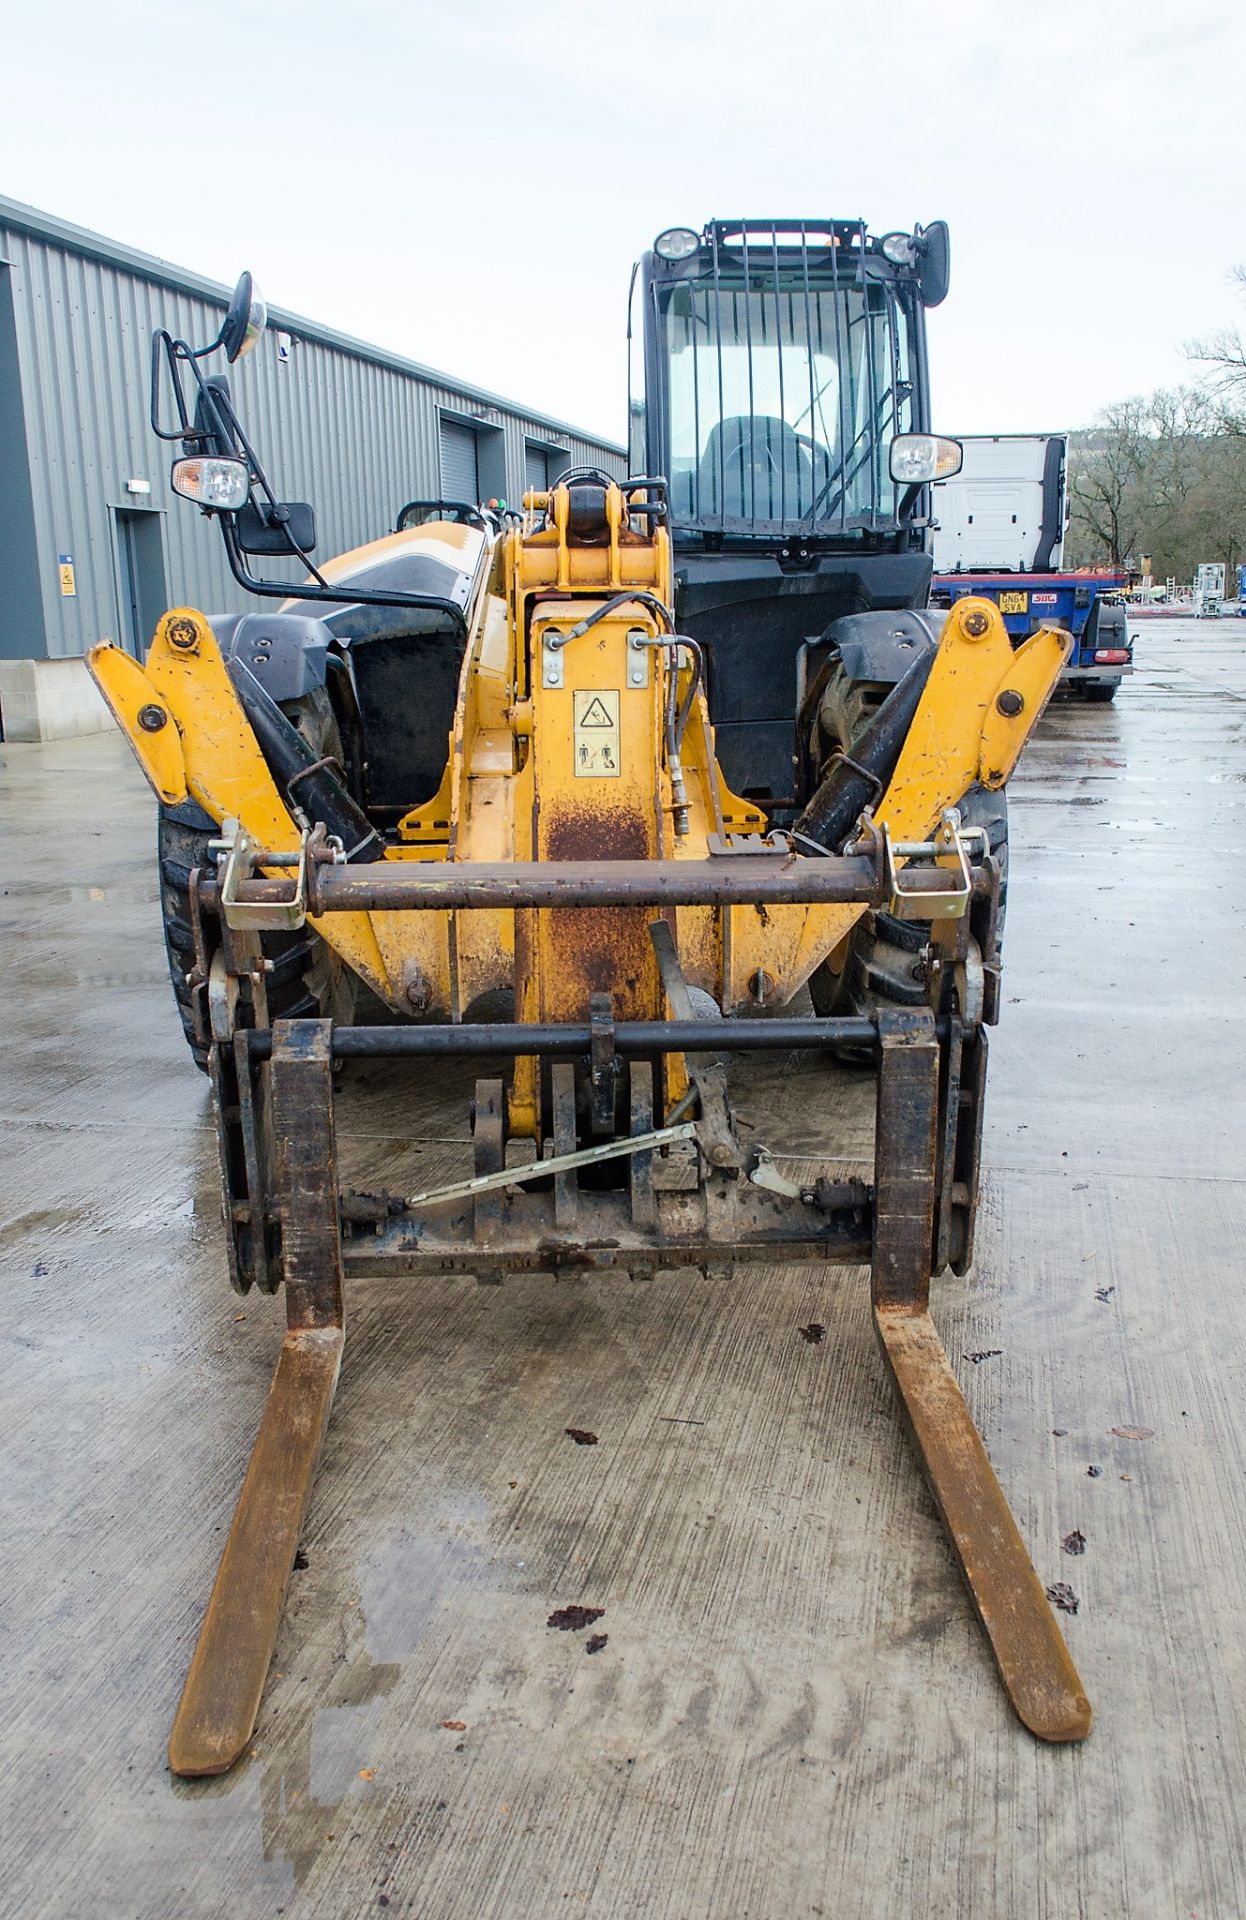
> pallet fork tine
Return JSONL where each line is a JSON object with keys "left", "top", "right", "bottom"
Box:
{"left": 169, "top": 1023, "right": 344, "bottom": 1777}
{"left": 872, "top": 1012, "right": 1091, "bottom": 1742}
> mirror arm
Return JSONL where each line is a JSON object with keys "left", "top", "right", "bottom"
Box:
{"left": 150, "top": 331, "right": 197, "bottom": 443}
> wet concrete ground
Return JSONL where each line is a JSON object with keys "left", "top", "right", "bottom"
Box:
{"left": 2, "top": 620, "right": 1244, "bottom": 1919}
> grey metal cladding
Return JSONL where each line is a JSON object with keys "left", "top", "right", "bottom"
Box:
{"left": 0, "top": 265, "right": 45, "bottom": 660}
{"left": 0, "top": 197, "right": 625, "bottom": 661}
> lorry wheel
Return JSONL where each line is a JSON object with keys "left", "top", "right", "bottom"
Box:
{"left": 1083, "top": 682, "right": 1117, "bottom": 703}
{"left": 807, "top": 662, "right": 1009, "bottom": 1026}
{"left": 157, "top": 691, "right": 356, "bottom": 1072}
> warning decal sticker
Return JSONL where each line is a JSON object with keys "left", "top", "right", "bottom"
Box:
{"left": 573, "top": 689, "right": 620, "bottom": 777}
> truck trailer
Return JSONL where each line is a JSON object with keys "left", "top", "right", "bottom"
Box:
{"left": 931, "top": 433, "right": 1132, "bottom": 702}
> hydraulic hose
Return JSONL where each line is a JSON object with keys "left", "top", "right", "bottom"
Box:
{"left": 796, "top": 647, "right": 937, "bottom": 853}
{"left": 227, "top": 659, "right": 385, "bottom": 863}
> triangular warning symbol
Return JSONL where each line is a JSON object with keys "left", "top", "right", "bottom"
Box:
{"left": 579, "top": 696, "right": 613, "bottom": 727}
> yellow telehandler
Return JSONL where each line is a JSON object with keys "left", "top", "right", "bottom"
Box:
{"left": 89, "top": 219, "right": 1089, "bottom": 1777}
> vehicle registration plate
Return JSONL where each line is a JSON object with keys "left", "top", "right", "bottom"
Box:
{"left": 998, "top": 591, "right": 1028, "bottom": 614}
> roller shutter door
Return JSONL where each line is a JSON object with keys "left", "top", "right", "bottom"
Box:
{"left": 525, "top": 443, "right": 550, "bottom": 494}
{"left": 440, "top": 419, "right": 480, "bottom": 503}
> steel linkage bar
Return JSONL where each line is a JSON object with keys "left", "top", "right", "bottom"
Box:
{"left": 199, "top": 852, "right": 883, "bottom": 916}
{"left": 242, "top": 1014, "right": 923, "bottom": 1063}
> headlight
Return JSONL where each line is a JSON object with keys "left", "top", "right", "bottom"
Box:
{"left": 653, "top": 226, "right": 700, "bottom": 262}
{"left": 171, "top": 455, "right": 251, "bottom": 511}
{"left": 881, "top": 231, "right": 916, "bottom": 266}
{"left": 889, "top": 434, "right": 963, "bottom": 485}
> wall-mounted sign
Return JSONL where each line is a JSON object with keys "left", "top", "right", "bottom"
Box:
{"left": 58, "top": 553, "right": 77, "bottom": 597}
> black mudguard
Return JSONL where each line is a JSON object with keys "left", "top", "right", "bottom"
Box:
{"left": 1082, "top": 598, "right": 1131, "bottom": 656}
{"left": 209, "top": 612, "right": 335, "bottom": 705}
{"left": 823, "top": 606, "right": 947, "bottom": 685}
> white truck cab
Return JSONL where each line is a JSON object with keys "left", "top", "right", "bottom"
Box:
{"left": 932, "top": 433, "right": 1066, "bottom": 574}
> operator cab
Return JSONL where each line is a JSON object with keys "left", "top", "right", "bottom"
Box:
{"left": 630, "top": 219, "right": 956, "bottom": 807}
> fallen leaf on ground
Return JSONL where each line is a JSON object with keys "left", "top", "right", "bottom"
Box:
{"left": 586, "top": 1633, "right": 609, "bottom": 1655}
{"left": 358, "top": 1768, "right": 375, "bottom": 1781}
{"left": 798, "top": 1323, "right": 825, "bottom": 1345}
{"left": 1061, "top": 1529, "right": 1087, "bottom": 1556}
{"left": 1046, "top": 1582, "right": 1080, "bottom": 1615}
{"left": 1111, "top": 1425, "right": 1154, "bottom": 1440}
{"left": 965, "top": 1350, "right": 1003, "bottom": 1365}
{"left": 565, "top": 1428, "right": 598, "bottom": 1446}
{"left": 441, "top": 1720, "right": 466, "bottom": 1732}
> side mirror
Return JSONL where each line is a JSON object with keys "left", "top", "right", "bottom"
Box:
{"left": 220, "top": 271, "right": 267, "bottom": 363}
{"left": 915, "top": 221, "right": 950, "bottom": 308}
{"left": 237, "top": 498, "right": 317, "bottom": 555}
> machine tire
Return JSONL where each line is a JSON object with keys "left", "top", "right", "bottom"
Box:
{"left": 157, "top": 691, "right": 355, "bottom": 1072}
{"left": 807, "top": 660, "right": 1009, "bottom": 1025}
{"left": 815, "top": 671, "right": 891, "bottom": 763}
{"left": 1083, "top": 682, "right": 1118, "bottom": 703}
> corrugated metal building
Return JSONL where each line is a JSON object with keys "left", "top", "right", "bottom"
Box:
{"left": 0, "top": 195, "right": 624, "bottom": 737}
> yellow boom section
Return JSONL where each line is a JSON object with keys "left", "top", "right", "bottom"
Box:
{"left": 89, "top": 610, "right": 391, "bottom": 1000}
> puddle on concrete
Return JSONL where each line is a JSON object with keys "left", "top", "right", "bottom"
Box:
{"left": 259, "top": 1597, "right": 402, "bottom": 1890}
{"left": 360, "top": 1520, "right": 492, "bottom": 1665}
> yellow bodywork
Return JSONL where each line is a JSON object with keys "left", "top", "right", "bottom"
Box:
{"left": 88, "top": 484, "right": 1069, "bottom": 1139}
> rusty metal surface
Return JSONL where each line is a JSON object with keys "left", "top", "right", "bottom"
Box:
{"left": 270, "top": 1022, "right": 345, "bottom": 1333}
{"left": 871, "top": 1011, "right": 940, "bottom": 1312}
{"left": 874, "top": 1308, "right": 1092, "bottom": 1743}
{"left": 200, "top": 852, "right": 885, "bottom": 914}
{"left": 870, "top": 1010, "right": 1088, "bottom": 1741}
{"left": 166, "top": 1326, "right": 343, "bottom": 1778}
{"left": 339, "top": 1179, "right": 873, "bottom": 1276}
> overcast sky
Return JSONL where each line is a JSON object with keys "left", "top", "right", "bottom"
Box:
{"left": 2, "top": 0, "right": 1243, "bottom": 445}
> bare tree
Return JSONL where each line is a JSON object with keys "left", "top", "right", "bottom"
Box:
{"left": 1064, "top": 265, "right": 1246, "bottom": 578}
{"left": 1186, "top": 265, "right": 1246, "bottom": 432}
{"left": 1067, "top": 387, "right": 1246, "bottom": 579}
{"left": 1068, "top": 398, "right": 1149, "bottom": 567}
